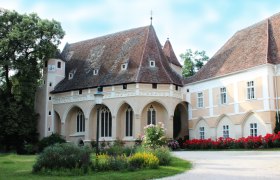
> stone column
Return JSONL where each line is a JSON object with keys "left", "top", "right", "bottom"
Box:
{"left": 84, "top": 117, "right": 91, "bottom": 145}
{"left": 166, "top": 116, "right": 174, "bottom": 139}
{"left": 134, "top": 114, "right": 141, "bottom": 137}
{"left": 112, "top": 115, "right": 117, "bottom": 140}
{"left": 61, "top": 122, "right": 66, "bottom": 139}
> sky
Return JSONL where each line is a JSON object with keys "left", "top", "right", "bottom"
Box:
{"left": 2, "top": 0, "right": 280, "bottom": 63}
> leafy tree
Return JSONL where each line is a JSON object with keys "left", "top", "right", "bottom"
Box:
{"left": 0, "top": 9, "right": 64, "bottom": 152}
{"left": 180, "top": 49, "right": 209, "bottom": 77}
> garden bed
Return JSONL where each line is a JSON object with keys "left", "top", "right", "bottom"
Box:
{"left": 0, "top": 154, "right": 191, "bottom": 180}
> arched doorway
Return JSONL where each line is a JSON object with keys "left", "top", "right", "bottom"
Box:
{"left": 173, "top": 102, "right": 189, "bottom": 139}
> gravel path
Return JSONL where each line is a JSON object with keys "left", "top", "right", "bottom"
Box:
{"left": 160, "top": 151, "right": 280, "bottom": 180}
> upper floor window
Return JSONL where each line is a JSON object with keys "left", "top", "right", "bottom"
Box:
{"left": 247, "top": 81, "right": 255, "bottom": 99}
{"left": 57, "top": 61, "right": 61, "bottom": 68}
{"left": 199, "top": 127, "right": 205, "bottom": 139}
{"left": 175, "top": 85, "right": 179, "bottom": 91}
{"left": 147, "top": 105, "right": 156, "bottom": 125}
{"left": 79, "top": 89, "right": 82, "bottom": 95}
{"left": 250, "top": 123, "right": 257, "bottom": 137}
{"left": 150, "top": 60, "right": 155, "bottom": 67}
{"left": 123, "top": 84, "right": 127, "bottom": 90}
{"left": 220, "top": 87, "right": 227, "bottom": 104}
{"left": 197, "top": 92, "right": 203, "bottom": 108}
{"left": 223, "top": 125, "right": 229, "bottom": 138}
{"left": 77, "top": 110, "right": 85, "bottom": 132}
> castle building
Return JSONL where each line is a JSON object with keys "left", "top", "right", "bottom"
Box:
{"left": 36, "top": 13, "right": 280, "bottom": 143}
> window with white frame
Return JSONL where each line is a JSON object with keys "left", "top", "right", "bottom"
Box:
{"left": 197, "top": 92, "right": 203, "bottom": 108}
{"left": 100, "top": 107, "right": 112, "bottom": 137}
{"left": 150, "top": 60, "right": 155, "bottom": 67}
{"left": 247, "top": 81, "right": 255, "bottom": 99}
{"left": 250, "top": 123, "right": 257, "bottom": 137}
{"left": 223, "top": 125, "right": 229, "bottom": 138}
{"left": 199, "top": 127, "right": 205, "bottom": 139}
{"left": 220, "top": 87, "right": 227, "bottom": 104}
{"left": 93, "top": 69, "right": 99, "bottom": 75}
{"left": 121, "top": 63, "right": 128, "bottom": 70}
{"left": 69, "top": 73, "right": 73, "bottom": 80}
{"left": 147, "top": 105, "right": 156, "bottom": 125}
{"left": 125, "top": 106, "right": 133, "bottom": 137}
{"left": 76, "top": 110, "right": 85, "bottom": 132}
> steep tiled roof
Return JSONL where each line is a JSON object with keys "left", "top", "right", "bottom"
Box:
{"left": 163, "top": 39, "right": 182, "bottom": 67}
{"left": 185, "top": 12, "right": 280, "bottom": 84}
{"left": 53, "top": 25, "right": 182, "bottom": 93}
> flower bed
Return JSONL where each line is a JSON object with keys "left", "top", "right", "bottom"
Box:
{"left": 183, "top": 132, "right": 280, "bottom": 150}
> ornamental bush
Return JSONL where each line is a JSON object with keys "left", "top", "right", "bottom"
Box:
{"left": 38, "top": 133, "right": 66, "bottom": 152}
{"left": 129, "top": 152, "right": 159, "bottom": 169}
{"left": 183, "top": 132, "right": 280, "bottom": 150}
{"left": 143, "top": 122, "right": 167, "bottom": 149}
{"left": 93, "top": 154, "right": 111, "bottom": 171}
{"left": 33, "top": 143, "right": 91, "bottom": 173}
{"left": 153, "top": 147, "right": 172, "bottom": 166}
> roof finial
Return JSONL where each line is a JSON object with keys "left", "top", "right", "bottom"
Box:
{"left": 150, "top": 10, "right": 153, "bottom": 25}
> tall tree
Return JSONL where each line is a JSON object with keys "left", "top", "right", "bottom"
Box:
{"left": 0, "top": 9, "right": 64, "bottom": 152}
{"left": 180, "top": 49, "right": 209, "bottom": 78}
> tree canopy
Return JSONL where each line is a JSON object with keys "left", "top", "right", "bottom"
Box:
{"left": 180, "top": 49, "right": 209, "bottom": 78}
{"left": 0, "top": 9, "right": 64, "bottom": 152}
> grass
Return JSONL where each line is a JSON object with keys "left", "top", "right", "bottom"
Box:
{"left": 0, "top": 154, "right": 191, "bottom": 180}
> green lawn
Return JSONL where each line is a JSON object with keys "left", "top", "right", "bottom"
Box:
{"left": 0, "top": 154, "right": 191, "bottom": 180}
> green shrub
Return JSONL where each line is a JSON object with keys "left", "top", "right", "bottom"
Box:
{"left": 33, "top": 143, "right": 91, "bottom": 173}
{"left": 129, "top": 152, "right": 159, "bottom": 170}
{"left": 94, "top": 154, "right": 111, "bottom": 171}
{"left": 153, "top": 147, "right": 171, "bottom": 166}
{"left": 38, "top": 133, "right": 66, "bottom": 152}
{"left": 143, "top": 122, "right": 167, "bottom": 149}
{"left": 109, "top": 155, "right": 128, "bottom": 171}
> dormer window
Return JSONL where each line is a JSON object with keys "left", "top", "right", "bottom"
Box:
{"left": 69, "top": 73, "right": 73, "bottom": 80}
{"left": 150, "top": 60, "right": 155, "bottom": 67}
{"left": 121, "top": 63, "right": 128, "bottom": 70}
{"left": 93, "top": 69, "right": 99, "bottom": 75}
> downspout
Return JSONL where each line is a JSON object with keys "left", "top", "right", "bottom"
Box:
{"left": 274, "top": 65, "right": 279, "bottom": 123}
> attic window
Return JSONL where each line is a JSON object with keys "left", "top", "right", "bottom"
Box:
{"left": 69, "top": 73, "right": 73, "bottom": 80}
{"left": 152, "top": 83, "right": 157, "bottom": 89}
{"left": 93, "top": 69, "right": 99, "bottom": 75}
{"left": 150, "top": 60, "right": 155, "bottom": 67}
{"left": 121, "top": 63, "right": 128, "bottom": 70}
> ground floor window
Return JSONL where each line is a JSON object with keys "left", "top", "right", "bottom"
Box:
{"left": 223, "top": 125, "right": 229, "bottom": 138}
{"left": 199, "top": 127, "right": 205, "bottom": 139}
{"left": 147, "top": 105, "right": 156, "bottom": 125}
{"left": 77, "top": 110, "right": 85, "bottom": 132}
{"left": 125, "top": 106, "right": 133, "bottom": 137}
{"left": 100, "top": 107, "right": 112, "bottom": 137}
{"left": 250, "top": 123, "right": 257, "bottom": 137}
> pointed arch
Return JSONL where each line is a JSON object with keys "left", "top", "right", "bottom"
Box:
{"left": 215, "top": 114, "right": 235, "bottom": 139}
{"left": 193, "top": 117, "right": 210, "bottom": 139}
{"left": 241, "top": 111, "right": 267, "bottom": 137}
{"left": 173, "top": 101, "right": 189, "bottom": 139}
{"left": 116, "top": 102, "right": 135, "bottom": 139}
{"left": 240, "top": 110, "right": 254, "bottom": 127}
{"left": 139, "top": 99, "right": 170, "bottom": 117}
{"left": 62, "top": 104, "right": 84, "bottom": 123}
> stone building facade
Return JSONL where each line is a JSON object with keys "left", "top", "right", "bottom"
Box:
{"left": 36, "top": 13, "right": 280, "bottom": 143}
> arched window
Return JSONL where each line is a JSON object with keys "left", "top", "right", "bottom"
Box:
{"left": 77, "top": 110, "right": 85, "bottom": 132}
{"left": 125, "top": 106, "right": 133, "bottom": 137}
{"left": 100, "top": 107, "right": 112, "bottom": 137}
{"left": 147, "top": 105, "right": 156, "bottom": 125}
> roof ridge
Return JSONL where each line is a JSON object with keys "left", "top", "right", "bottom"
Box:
{"left": 152, "top": 28, "right": 174, "bottom": 84}
{"left": 68, "top": 25, "right": 149, "bottom": 46}
{"left": 135, "top": 25, "right": 151, "bottom": 82}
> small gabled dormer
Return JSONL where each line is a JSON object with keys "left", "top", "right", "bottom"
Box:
{"left": 149, "top": 59, "right": 155, "bottom": 67}
{"left": 121, "top": 62, "right": 128, "bottom": 70}
{"left": 68, "top": 69, "right": 76, "bottom": 80}
{"left": 93, "top": 68, "right": 99, "bottom": 75}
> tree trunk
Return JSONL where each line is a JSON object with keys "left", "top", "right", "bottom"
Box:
{"left": 4, "top": 65, "right": 12, "bottom": 98}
